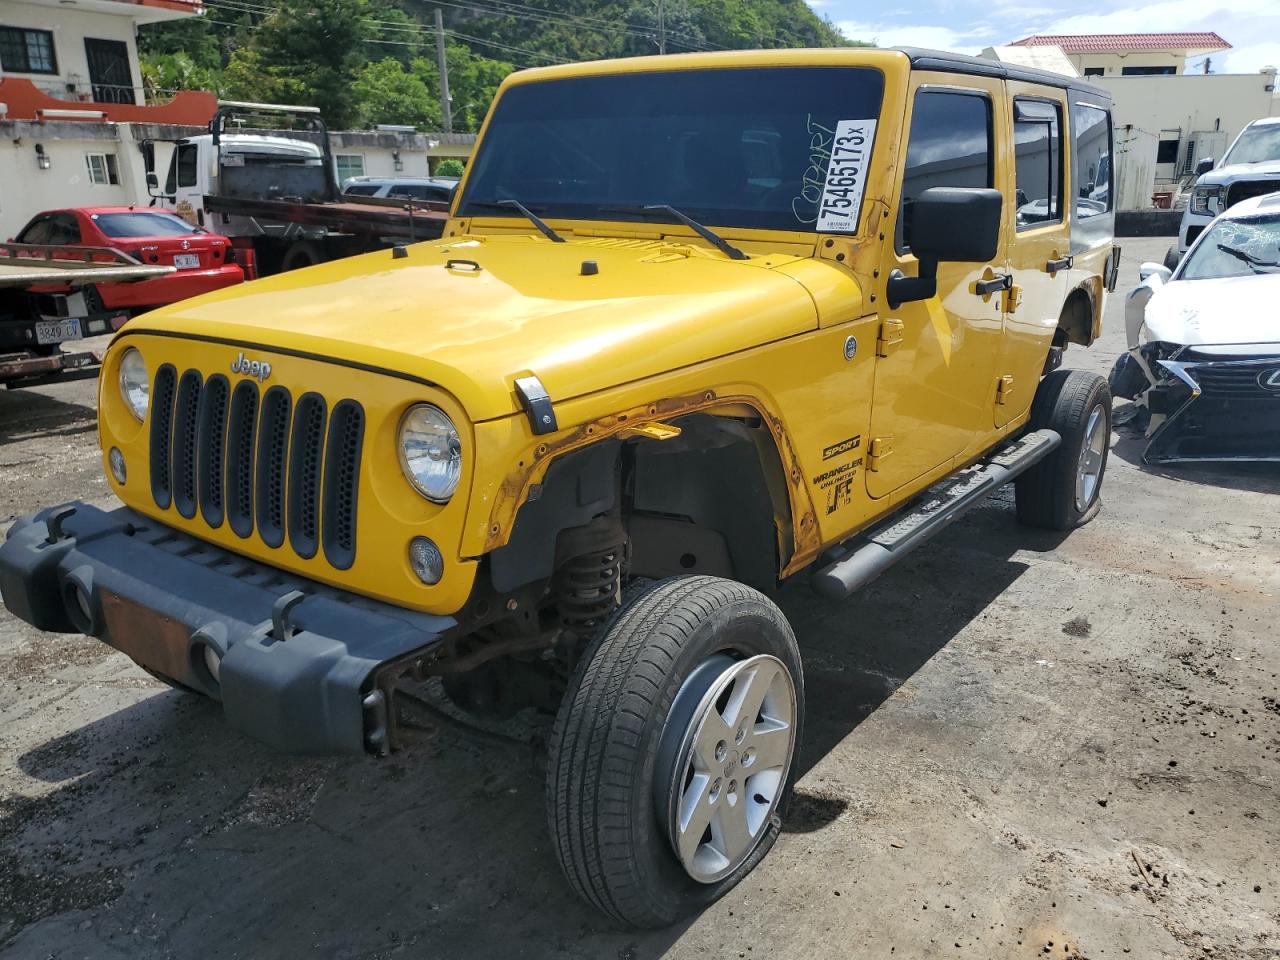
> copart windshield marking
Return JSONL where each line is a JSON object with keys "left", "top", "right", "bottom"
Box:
{"left": 816, "top": 119, "right": 876, "bottom": 234}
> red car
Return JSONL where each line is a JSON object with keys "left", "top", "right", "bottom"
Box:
{"left": 13, "top": 207, "right": 244, "bottom": 312}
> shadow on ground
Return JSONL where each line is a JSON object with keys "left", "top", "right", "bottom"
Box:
{"left": 0, "top": 389, "right": 97, "bottom": 445}
{"left": 1, "top": 498, "right": 1053, "bottom": 959}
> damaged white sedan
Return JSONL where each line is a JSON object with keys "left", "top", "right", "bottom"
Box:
{"left": 1110, "top": 192, "right": 1280, "bottom": 463}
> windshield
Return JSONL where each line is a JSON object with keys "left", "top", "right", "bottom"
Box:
{"left": 457, "top": 67, "right": 885, "bottom": 233}
{"left": 92, "top": 212, "right": 199, "bottom": 238}
{"left": 1179, "top": 214, "right": 1280, "bottom": 279}
{"left": 1222, "top": 124, "right": 1280, "bottom": 166}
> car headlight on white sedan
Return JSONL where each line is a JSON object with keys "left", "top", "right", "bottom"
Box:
{"left": 1190, "top": 185, "right": 1223, "bottom": 217}
{"left": 398, "top": 404, "right": 462, "bottom": 503}
{"left": 118, "top": 347, "right": 149, "bottom": 421}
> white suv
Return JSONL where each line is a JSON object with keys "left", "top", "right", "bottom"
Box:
{"left": 1169, "top": 116, "right": 1280, "bottom": 269}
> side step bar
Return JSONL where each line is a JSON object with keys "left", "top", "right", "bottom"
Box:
{"left": 811, "top": 429, "right": 1061, "bottom": 600}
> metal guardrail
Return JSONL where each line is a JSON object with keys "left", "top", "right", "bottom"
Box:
{"left": 0, "top": 241, "right": 144, "bottom": 266}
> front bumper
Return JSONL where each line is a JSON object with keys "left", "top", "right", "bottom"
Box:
{"left": 1144, "top": 354, "right": 1280, "bottom": 462}
{"left": 0, "top": 503, "right": 456, "bottom": 755}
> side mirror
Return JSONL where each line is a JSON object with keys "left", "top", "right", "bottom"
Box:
{"left": 1195, "top": 157, "right": 1214, "bottom": 176}
{"left": 888, "top": 187, "right": 1003, "bottom": 308}
{"left": 1138, "top": 261, "right": 1173, "bottom": 284}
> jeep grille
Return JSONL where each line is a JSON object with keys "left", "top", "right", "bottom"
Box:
{"left": 149, "top": 368, "right": 364, "bottom": 569}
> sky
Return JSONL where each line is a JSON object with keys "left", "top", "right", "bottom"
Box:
{"left": 808, "top": 0, "right": 1280, "bottom": 74}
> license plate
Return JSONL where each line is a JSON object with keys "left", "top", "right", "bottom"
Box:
{"left": 34, "top": 319, "right": 83, "bottom": 345}
{"left": 173, "top": 254, "right": 200, "bottom": 270}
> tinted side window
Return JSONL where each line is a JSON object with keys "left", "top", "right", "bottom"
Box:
{"left": 177, "top": 144, "right": 199, "bottom": 188}
{"left": 897, "top": 90, "right": 992, "bottom": 252}
{"left": 18, "top": 217, "right": 52, "bottom": 244}
{"left": 49, "top": 214, "right": 81, "bottom": 245}
{"left": 1072, "top": 104, "right": 1112, "bottom": 216}
{"left": 1014, "top": 99, "right": 1062, "bottom": 230}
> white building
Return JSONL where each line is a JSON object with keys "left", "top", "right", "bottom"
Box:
{"left": 986, "top": 32, "right": 1280, "bottom": 208}
{"left": 0, "top": 0, "right": 473, "bottom": 238}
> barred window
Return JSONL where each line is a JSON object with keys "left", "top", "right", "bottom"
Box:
{"left": 0, "top": 26, "right": 56, "bottom": 74}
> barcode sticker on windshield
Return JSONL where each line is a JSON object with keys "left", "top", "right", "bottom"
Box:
{"left": 816, "top": 119, "right": 876, "bottom": 234}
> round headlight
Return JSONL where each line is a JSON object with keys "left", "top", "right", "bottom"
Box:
{"left": 118, "top": 348, "right": 149, "bottom": 421}
{"left": 399, "top": 404, "right": 462, "bottom": 503}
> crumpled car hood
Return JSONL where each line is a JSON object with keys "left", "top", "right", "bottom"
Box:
{"left": 1144, "top": 274, "right": 1280, "bottom": 353}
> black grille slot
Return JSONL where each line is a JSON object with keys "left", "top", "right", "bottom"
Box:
{"left": 1187, "top": 361, "right": 1280, "bottom": 398}
{"left": 198, "top": 375, "right": 230, "bottom": 527}
{"left": 287, "top": 393, "right": 327, "bottom": 559}
{"left": 322, "top": 400, "right": 364, "bottom": 570}
{"left": 171, "top": 370, "right": 202, "bottom": 519}
{"left": 255, "top": 386, "right": 292, "bottom": 549}
{"left": 149, "top": 365, "right": 177, "bottom": 510}
{"left": 226, "top": 380, "right": 259, "bottom": 538}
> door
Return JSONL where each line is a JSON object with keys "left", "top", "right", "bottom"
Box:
{"left": 84, "top": 39, "right": 134, "bottom": 105}
{"left": 866, "top": 79, "right": 1008, "bottom": 499}
{"left": 997, "top": 85, "right": 1071, "bottom": 428}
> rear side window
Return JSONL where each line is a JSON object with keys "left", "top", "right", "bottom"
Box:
{"left": 343, "top": 184, "right": 381, "bottom": 196}
{"left": 92, "top": 212, "right": 199, "bottom": 238}
{"left": 48, "top": 214, "right": 81, "bottom": 245}
{"left": 897, "top": 89, "right": 993, "bottom": 252}
{"left": 1072, "top": 103, "right": 1112, "bottom": 217}
{"left": 1014, "top": 99, "right": 1063, "bottom": 230}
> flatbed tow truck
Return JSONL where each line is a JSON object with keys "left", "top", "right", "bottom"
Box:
{"left": 0, "top": 243, "right": 173, "bottom": 388}
{"left": 143, "top": 102, "right": 450, "bottom": 275}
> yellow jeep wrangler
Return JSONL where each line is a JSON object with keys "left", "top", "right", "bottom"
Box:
{"left": 0, "top": 48, "right": 1118, "bottom": 926}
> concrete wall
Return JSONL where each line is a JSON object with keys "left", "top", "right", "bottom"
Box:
{"left": 1094, "top": 72, "right": 1280, "bottom": 179}
{"left": 1113, "top": 124, "right": 1158, "bottom": 210}
{"left": 0, "top": 1, "right": 143, "bottom": 102}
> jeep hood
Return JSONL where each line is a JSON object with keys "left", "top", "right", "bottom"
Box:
{"left": 128, "top": 235, "right": 825, "bottom": 422}
{"left": 1145, "top": 274, "right": 1280, "bottom": 353}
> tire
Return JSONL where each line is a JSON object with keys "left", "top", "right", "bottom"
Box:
{"left": 546, "top": 575, "right": 803, "bottom": 928}
{"left": 280, "top": 241, "right": 325, "bottom": 272}
{"left": 1163, "top": 244, "right": 1181, "bottom": 272}
{"left": 1016, "top": 369, "right": 1111, "bottom": 531}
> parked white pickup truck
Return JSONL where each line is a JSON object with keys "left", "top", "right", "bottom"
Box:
{"left": 1168, "top": 116, "right": 1280, "bottom": 269}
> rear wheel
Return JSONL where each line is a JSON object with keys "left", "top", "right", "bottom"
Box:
{"left": 280, "top": 241, "right": 325, "bottom": 272}
{"left": 546, "top": 575, "right": 803, "bottom": 928}
{"left": 1016, "top": 369, "right": 1111, "bottom": 530}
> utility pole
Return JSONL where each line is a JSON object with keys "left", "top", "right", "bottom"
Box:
{"left": 435, "top": 7, "right": 453, "bottom": 134}
{"left": 656, "top": 0, "right": 666, "bottom": 54}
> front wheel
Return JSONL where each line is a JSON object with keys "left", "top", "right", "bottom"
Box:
{"left": 546, "top": 576, "right": 803, "bottom": 928}
{"left": 1016, "top": 369, "right": 1111, "bottom": 530}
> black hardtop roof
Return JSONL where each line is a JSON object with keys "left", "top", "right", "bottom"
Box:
{"left": 898, "top": 47, "right": 1113, "bottom": 105}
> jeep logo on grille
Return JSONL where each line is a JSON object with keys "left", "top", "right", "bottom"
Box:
{"left": 231, "top": 352, "right": 272, "bottom": 382}
{"left": 1257, "top": 368, "right": 1280, "bottom": 392}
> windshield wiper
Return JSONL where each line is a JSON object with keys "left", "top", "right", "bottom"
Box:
{"left": 470, "top": 199, "right": 565, "bottom": 243}
{"left": 604, "top": 204, "right": 749, "bottom": 261}
{"left": 1216, "top": 243, "right": 1280, "bottom": 272}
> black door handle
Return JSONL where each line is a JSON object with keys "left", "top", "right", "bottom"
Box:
{"left": 974, "top": 273, "right": 1012, "bottom": 296}
{"left": 1046, "top": 255, "right": 1073, "bottom": 273}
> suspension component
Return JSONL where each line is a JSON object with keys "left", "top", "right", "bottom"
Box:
{"left": 554, "top": 516, "right": 628, "bottom": 644}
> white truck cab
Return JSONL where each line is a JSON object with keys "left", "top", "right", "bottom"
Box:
{"left": 1171, "top": 116, "right": 1280, "bottom": 268}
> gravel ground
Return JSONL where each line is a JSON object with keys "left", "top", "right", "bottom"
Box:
{"left": 1, "top": 237, "right": 1277, "bottom": 960}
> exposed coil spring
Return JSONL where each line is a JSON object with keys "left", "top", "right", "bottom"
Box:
{"left": 557, "top": 544, "right": 624, "bottom": 641}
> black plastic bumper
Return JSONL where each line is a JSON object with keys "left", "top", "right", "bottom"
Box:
{"left": 0, "top": 503, "right": 456, "bottom": 755}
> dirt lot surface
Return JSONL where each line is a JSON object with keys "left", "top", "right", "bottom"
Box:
{"left": 1, "top": 237, "right": 1278, "bottom": 960}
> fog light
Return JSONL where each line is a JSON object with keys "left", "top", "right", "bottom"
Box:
{"left": 108, "top": 447, "right": 127, "bottom": 484}
{"left": 408, "top": 537, "right": 444, "bottom": 585}
{"left": 202, "top": 643, "right": 222, "bottom": 684}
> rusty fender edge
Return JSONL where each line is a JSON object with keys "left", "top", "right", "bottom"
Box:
{"left": 482, "top": 390, "right": 823, "bottom": 575}
{"left": 0, "top": 503, "right": 456, "bottom": 756}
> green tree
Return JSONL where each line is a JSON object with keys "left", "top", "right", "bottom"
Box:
{"left": 354, "top": 57, "right": 442, "bottom": 128}
{"left": 435, "top": 158, "right": 465, "bottom": 176}
{"left": 444, "top": 43, "right": 514, "bottom": 132}
{"left": 139, "top": 51, "right": 222, "bottom": 99}
{"left": 234, "top": 0, "right": 373, "bottom": 129}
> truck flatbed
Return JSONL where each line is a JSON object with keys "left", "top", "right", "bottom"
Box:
{"left": 204, "top": 194, "right": 450, "bottom": 243}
